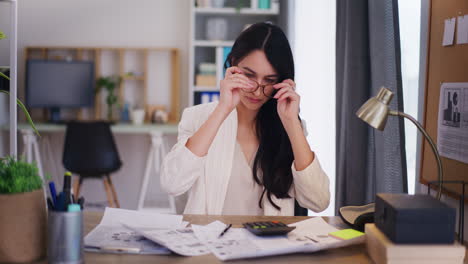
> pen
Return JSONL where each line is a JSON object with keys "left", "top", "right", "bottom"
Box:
{"left": 63, "top": 171, "right": 73, "bottom": 209}
{"left": 218, "top": 224, "right": 232, "bottom": 238}
{"left": 47, "top": 197, "right": 55, "bottom": 210}
{"left": 77, "top": 197, "right": 85, "bottom": 210}
{"left": 55, "top": 192, "right": 66, "bottom": 211}
{"left": 48, "top": 181, "right": 58, "bottom": 206}
{"left": 101, "top": 246, "right": 141, "bottom": 254}
{"left": 55, "top": 172, "right": 73, "bottom": 211}
{"left": 68, "top": 204, "right": 81, "bottom": 212}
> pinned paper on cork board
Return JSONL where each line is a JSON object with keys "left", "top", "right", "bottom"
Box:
{"left": 420, "top": 0, "right": 468, "bottom": 199}
{"left": 437, "top": 83, "right": 468, "bottom": 164}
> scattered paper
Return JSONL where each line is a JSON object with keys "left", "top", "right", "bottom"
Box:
{"left": 84, "top": 207, "right": 184, "bottom": 254}
{"left": 98, "top": 207, "right": 183, "bottom": 229}
{"left": 105, "top": 214, "right": 365, "bottom": 260}
{"left": 192, "top": 217, "right": 365, "bottom": 261}
{"left": 437, "top": 83, "right": 468, "bottom": 164}
{"left": 84, "top": 225, "right": 170, "bottom": 255}
{"left": 456, "top": 15, "right": 468, "bottom": 44}
{"left": 124, "top": 223, "right": 214, "bottom": 256}
{"left": 443, "top": 17, "right": 456, "bottom": 46}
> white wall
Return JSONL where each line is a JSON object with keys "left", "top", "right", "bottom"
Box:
{"left": 0, "top": 0, "right": 190, "bottom": 210}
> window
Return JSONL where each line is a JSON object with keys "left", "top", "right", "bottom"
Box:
{"left": 398, "top": 0, "right": 421, "bottom": 194}
{"left": 294, "top": 0, "right": 336, "bottom": 216}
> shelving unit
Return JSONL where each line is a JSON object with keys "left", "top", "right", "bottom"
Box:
{"left": 194, "top": 7, "right": 279, "bottom": 15}
{"left": 189, "top": 0, "right": 280, "bottom": 105}
{"left": 24, "top": 46, "right": 180, "bottom": 123}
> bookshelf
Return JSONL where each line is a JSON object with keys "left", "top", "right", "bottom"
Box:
{"left": 24, "top": 46, "right": 180, "bottom": 123}
{"left": 189, "top": 0, "right": 280, "bottom": 105}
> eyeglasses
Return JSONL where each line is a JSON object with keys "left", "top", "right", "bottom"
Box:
{"left": 240, "top": 78, "right": 278, "bottom": 98}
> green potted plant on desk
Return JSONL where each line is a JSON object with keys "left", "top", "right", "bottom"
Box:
{"left": 0, "top": 30, "right": 46, "bottom": 263}
{"left": 0, "top": 157, "right": 47, "bottom": 263}
{"left": 96, "top": 75, "right": 122, "bottom": 122}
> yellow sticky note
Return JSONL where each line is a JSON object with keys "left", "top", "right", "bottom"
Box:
{"left": 329, "top": 229, "right": 364, "bottom": 240}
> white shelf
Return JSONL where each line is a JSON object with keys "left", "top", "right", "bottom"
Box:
{"left": 194, "top": 7, "right": 279, "bottom": 15}
{"left": 189, "top": 0, "right": 280, "bottom": 105}
{"left": 194, "top": 40, "right": 235, "bottom": 47}
{"left": 194, "top": 86, "right": 219, "bottom": 92}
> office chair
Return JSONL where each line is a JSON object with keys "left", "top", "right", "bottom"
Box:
{"left": 294, "top": 200, "right": 308, "bottom": 216}
{"left": 63, "top": 121, "right": 122, "bottom": 208}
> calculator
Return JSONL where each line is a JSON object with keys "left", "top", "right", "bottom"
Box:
{"left": 243, "top": 221, "right": 296, "bottom": 236}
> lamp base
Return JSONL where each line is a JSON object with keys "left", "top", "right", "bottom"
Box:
{"left": 375, "top": 193, "right": 456, "bottom": 244}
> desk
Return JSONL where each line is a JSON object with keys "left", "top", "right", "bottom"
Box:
{"left": 82, "top": 212, "right": 371, "bottom": 264}
{"left": 10, "top": 123, "right": 178, "bottom": 212}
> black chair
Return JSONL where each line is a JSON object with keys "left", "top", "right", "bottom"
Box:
{"left": 294, "top": 200, "right": 308, "bottom": 216}
{"left": 63, "top": 121, "right": 122, "bottom": 208}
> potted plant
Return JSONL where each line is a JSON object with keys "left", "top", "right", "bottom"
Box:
{"left": 0, "top": 157, "right": 46, "bottom": 263}
{"left": 96, "top": 75, "right": 122, "bottom": 121}
{"left": 0, "top": 30, "right": 46, "bottom": 263}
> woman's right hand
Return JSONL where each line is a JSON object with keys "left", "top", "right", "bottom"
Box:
{"left": 217, "top": 66, "right": 255, "bottom": 114}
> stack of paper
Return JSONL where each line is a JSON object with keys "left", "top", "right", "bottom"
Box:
{"left": 365, "top": 224, "right": 465, "bottom": 264}
{"left": 84, "top": 208, "right": 188, "bottom": 254}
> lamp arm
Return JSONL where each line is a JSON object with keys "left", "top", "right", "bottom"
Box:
{"left": 389, "top": 110, "right": 443, "bottom": 200}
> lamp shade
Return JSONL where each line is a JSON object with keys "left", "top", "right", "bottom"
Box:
{"left": 356, "top": 87, "right": 394, "bottom": 131}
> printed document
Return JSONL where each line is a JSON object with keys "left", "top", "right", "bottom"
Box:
{"left": 84, "top": 207, "right": 185, "bottom": 254}
{"left": 124, "top": 222, "right": 215, "bottom": 256}
{"left": 437, "top": 83, "right": 468, "bottom": 164}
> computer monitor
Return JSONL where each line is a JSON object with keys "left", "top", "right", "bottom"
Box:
{"left": 26, "top": 59, "right": 95, "bottom": 122}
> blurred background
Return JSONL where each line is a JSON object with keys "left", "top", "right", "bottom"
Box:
{"left": 0, "top": 0, "right": 421, "bottom": 217}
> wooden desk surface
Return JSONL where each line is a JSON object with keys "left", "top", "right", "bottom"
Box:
{"left": 83, "top": 212, "right": 372, "bottom": 264}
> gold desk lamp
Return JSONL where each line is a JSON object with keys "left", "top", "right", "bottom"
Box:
{"left": 356, "top": 86, "right": 443, "bottom": 200}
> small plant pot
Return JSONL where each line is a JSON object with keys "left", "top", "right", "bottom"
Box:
{"left": 0, "top": 189, "right": 47, "bottom": 263}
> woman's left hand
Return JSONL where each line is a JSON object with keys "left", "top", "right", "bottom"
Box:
{"left": 273, "top": 79, "right": 300, "bottom": 125}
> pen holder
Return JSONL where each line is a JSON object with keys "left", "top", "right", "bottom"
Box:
{"left": 47, "top": 210, "right": 84, "bottom": 264}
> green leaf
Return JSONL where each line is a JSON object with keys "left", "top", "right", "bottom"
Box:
{"left": 0, "top": 31, "right": 5, "bottom": 40}
{"left": 106, "top": 94, "right": 117, "bottom": 105}
{"left": 0, "top": 71, "right": 9, "bottom": 81}
{"left": 0, "top": 90, "right": 40, "bottom": 137}
{"left": 0, "top": 156, "right": 43, "bottom": 194}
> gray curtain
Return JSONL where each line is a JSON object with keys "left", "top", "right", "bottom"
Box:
{"left": 335, "top": 0, "right": 408, "bottom": 214}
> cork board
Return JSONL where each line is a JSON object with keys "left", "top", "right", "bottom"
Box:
{"left": 420, "top": 0, "right": 468, "bottom": 198}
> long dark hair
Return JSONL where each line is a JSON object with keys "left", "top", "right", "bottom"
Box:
{"left": 224, "top": 22, "right": 296, "bottom": 210}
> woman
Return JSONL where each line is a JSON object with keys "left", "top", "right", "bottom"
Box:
{"left": 161, "top": 22, "right": 330, "bottom": 216}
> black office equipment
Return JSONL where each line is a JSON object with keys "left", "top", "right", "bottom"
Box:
{"left": 26, "top": 60, "right": 94, "bottom": 122}
{"left": 243, "top": 221, "right": 296, "bottom": 236}
{"left": 375, "top": 193, "right": 456, "bottom": 244}
{"left": 63, "top": 121, "right": 122, "bottom": 208}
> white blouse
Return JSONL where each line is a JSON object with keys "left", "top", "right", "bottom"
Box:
{"left": 222, "top": 142, "right": 263, "bottom": 215}
{"left": 160, "top": 102, "right": 331, "bottom": 215}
